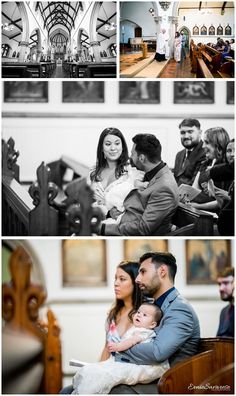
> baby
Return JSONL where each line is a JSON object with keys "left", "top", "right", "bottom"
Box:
{"left": 103, "top": 167, "right": 148, "bottom": 225}
{"left": 72, "top": 303, "right": 169, "bottom": 394}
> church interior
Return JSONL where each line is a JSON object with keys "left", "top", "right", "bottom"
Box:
{"left": 1, "top": 1, "right": 117, "bottom": 78}
{"left": 120, "top": 1, "right": 235, "bottom": 78}
{"left": 2, "top": 79, "right": 234, "bottom": 236}
{"left": 2, "top": 238, "right": 234, "bottom": 393}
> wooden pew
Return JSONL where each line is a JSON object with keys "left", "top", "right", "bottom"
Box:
{"left": 168, "top": 203, "right": 214, "bottom": 236}
{"left": 65, "top": 62, "right": 116, "bottom": 78}
{"left": 2, "top": 65, "right": 32, "bottom": 78}
{"left": 198, "top": 363, "right": 234, "bottom": 394}
{"left": 2, "top": 138, "right": 103, "bottom": 236}
{"left": 86, "top": 63, "right": 116, "bottom": 78}
{"left": 2, "top": 62, "right": 56, "bottom": 78}
{"left": 196, "top": 58, "right": 214, "bottom": 78}
{"left": 158, "top": 338, "right": 234, "bottom": 394}
{"left": 201, "top": 45, "right": 222, "bottom": 73}
{"left": 2, "top": 246, "right": 62, "bottom": 394}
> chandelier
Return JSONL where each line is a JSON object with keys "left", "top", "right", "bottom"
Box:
{"left": 159, "top": 2, "right": 171, "bottom": 11}
{"left": 1, "top": 22, "right": 14, "bottom": 31}
{"left": 105, "top": 22, "right": 116, "bottom": 31}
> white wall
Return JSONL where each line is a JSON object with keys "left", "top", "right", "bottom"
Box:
{"left": 2, "top": 80, "right": 234, "bottom": 181}
{"left": 8, "top": 238, "right": 234, "bottom": 386}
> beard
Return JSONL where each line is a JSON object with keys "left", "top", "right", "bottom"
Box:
{"left": 220, "top": 292, "right": 234, "bottom": 302}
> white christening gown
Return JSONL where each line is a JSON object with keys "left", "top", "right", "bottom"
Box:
{"left": 72, "top": 326, "right": 169, "bottom": 394}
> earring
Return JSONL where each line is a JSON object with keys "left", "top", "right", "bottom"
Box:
{"left": 103, "top": 152, "right": 107, "bottom": 159}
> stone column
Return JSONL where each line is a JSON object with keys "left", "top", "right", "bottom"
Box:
{"left": 36, "top": 49, "right": 42, "bottom": 62}
{"left": 90, "top": 41, "right": 101, "bottom": 62}
{"left": 19, "top": 41, "right": 29, "bottom": 62}
{"left": 169, "top": 16, "right": 178, "bottom": 58}
{"left": 153, "top": 16, "right": 162, "bottom": 53}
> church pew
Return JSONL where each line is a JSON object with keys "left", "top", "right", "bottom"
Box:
{"left": 2, "top": 138, "right": 102, "bottom": 236}
{"left": 2, "top": 65, "right": 32, "bottom": 78}
{"left": 86, "top": 63, "right": 116, "bottom": 78}
{"left": 2, "top": 246, "right": 62, "bottom": 394}
{"left": 158, "top": 338, "right": 234, "bottom": 394}
{"left": 196, "top": 58, "right": 214, "bottom": 78}
{"left": 217, "top": 60, "right": 234, "bottom": 78}
{"left": 198, "top": 363, "right": 234, "bottom": 394}
{"left": 168, "top": 203, "right": 214, "bottom": 236}
{"left": 201, "top": 45, "right": 222, "bottom": 73}
{"left": 2, "top": 62, "right": 56, "bottom": 78}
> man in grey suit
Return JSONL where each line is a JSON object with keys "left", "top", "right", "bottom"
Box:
{"left": 111, "top": 252, "right": 200, "bottom": 394}
{"left": 100, "top": 134, "right": 179, "bottom": 236}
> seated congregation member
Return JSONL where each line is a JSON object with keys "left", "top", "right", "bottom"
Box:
{"left": 216, "top": 267, "right": 234, "bottom": 338}
{"left": 110, "top": 252, "right": 200, "bottom": 394}
{"left": 99, "top": 134, "right": 179, "bottom": 236}
{"left": 221, "top": 40, "right": 231, "bottom": 61}
{"left": 88, "top": 127, "right": 147, "bottom": 223}
{"left": 191, "top": 127, "right": 230, "bottom": 212}
{"left": 60, "top": 261, "right": 143, "bottom": 394}
{"left": 173, "top": 118, "right": 206, "bottom": 186}
{"left": 72, "top": 303, "right": 169, "bottom": 394}
{"left": 203, "top": 139, "right": 234, "bottom": 235}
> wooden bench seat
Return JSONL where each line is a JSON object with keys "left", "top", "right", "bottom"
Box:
{"left": 168, "top": 203, "right": 214, "bottom": 236}
{"left": 2, "top": 62, "right": 56, "bottom": 78}
{"left": 2, "top": 65, "right": 32, "bottom": 78}
{"left": 158, "top": 338, "right": 234, "bottom": 394}
{"left": 198, "top": 363, "right": 234, "bottom": 394}
{"left": 197, "top": 58, "right": 214, "bottom": 78}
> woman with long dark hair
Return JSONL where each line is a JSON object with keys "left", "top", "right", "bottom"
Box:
{"left": 100, "top": 260, "right": 142, "bottom": 361}
{"left": 89, "top": 128, "right": 146, "bottom": 222}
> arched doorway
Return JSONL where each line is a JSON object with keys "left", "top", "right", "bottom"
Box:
{"left": 179, "top": 26, "right": 191, "bottom": 51}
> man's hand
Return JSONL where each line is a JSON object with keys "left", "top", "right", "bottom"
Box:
{"left": 107, "top": 342, "right": 119, "bottom": 353}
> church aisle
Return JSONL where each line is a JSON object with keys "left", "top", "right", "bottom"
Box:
{"left": 159, "top": 54, "right": 195, "bottom": 78}
{"left": 52, "top": 64, "right": 69, "bottom": 78}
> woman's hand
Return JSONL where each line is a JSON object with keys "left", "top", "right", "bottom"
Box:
{"left": 109, "top": 207, "right": 123, "bottom": 220}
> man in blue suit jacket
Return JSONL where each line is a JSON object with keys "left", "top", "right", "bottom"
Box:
{"left": 216, "top": 267, "right": 234, "bottom": 338}
{"left": 111, "top": 252, "right": 200, "bottom": 394}
{"left": 60, "top": 252, "right": 200, "bottom": 395}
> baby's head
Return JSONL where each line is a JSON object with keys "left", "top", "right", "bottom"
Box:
{"left": 133, "top": 303, "right": 163, "bottom": 329}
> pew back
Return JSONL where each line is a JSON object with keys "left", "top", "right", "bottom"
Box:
{"left": 158, "top": 337, "right": 234, "bottom": 394}
{"left": 2, "top": 246, "right": 62, "bottom": 394}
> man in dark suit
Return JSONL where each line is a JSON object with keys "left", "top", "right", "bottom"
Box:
{"left": 100, "top": 134, "right": 179, "bottom": 236}
{"left": 216, "top": 267, "right": 234, "bottom": 338}
{"left": 173, "top": 118, "right": 206, "bottom": 186}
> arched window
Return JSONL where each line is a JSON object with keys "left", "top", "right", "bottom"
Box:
{"left": 208, "top": 25, "right": 215, "bottom": 35}
{"left": 200, "top": 25, "right": 207, "bottom": 35}
{"left": 192, "top": 25, "right": 199, "bottom": 35}
{"left": 217, "top": 24, "right": 223, "bottom": 35}
{"left": 109, "top": 43, "right": 116, "bottom": 57}
{"left": 225, "top": 24, "right": 232, "bottom": 36}
{"left": 2, "top": 44, "right": 10, "bottom": 57}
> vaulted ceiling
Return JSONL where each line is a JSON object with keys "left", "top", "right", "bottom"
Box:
{"left": 2, "top": 1, "right": 117, "bottom": 47}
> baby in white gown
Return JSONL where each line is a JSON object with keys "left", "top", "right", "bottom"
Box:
{"left": 72, "top": 303, "right": 169, "bottom": 394}
{"left": 88, "top": 166, "right": 148, "bottom": 224}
